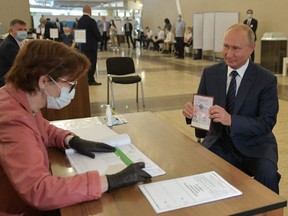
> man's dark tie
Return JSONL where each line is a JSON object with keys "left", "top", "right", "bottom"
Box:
{"left": 220, "top": 70, "right": 238, "bottom": 153}
{"left": 226, "top": 70, "right": 238, "bottom": 114}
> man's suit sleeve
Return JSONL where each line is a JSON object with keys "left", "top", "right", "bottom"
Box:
{"left": 253, "top": 19, "right": 258, "bottom": 32}
{"left": 230, "top": 75, "right": 278, "bottom": 136}
{"left": 91, "top": 19, "right": 101, "bottom": 41}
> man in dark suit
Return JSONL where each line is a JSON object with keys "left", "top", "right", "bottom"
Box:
{"left": 78, "top": 5, "right": 101, "bottom": 85}
{"left": 123, "top": 18, "right": 135, "bottom": 49}
{"left": 72, "top": 17, "right": 79, "bottom": 29}
{"left": 243, "top": 9, "right": 258, "bottom": 62}
{"left": 55, "top": 17, "right": 64, "bottom": 37}
{"left": 182, "top": 24, "right": 280, "bottom": 194}
{"left": 43, "top": 18, "right": 57, "bottom": 40}
{"left": 0, "top": 19, "right": 27, "bottom": 87}
{"left": 98, "top": 16, "right": 110, "bottom": 51}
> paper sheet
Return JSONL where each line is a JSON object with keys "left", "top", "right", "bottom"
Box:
{"left": 139, "top": 171, "right": 242, "bottom": 213}
{"left": 63, "top": 125, "right": 165, "bottom": 177}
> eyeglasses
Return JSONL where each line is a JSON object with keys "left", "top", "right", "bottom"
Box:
{"left": 58, "top": 78, "right": 78, "bottom": 93}
{"left": 49, "top": 76, "right": 77, "bottom": 93}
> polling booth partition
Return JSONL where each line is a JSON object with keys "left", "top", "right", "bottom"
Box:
{"left": 192, "top": 12, "right": 239, "bottom": 61}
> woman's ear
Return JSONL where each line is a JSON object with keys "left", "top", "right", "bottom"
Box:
{"left": 38, "top": 75, "right": 47, "bottom": 90}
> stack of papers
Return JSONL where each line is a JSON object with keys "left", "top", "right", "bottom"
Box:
{"left": 65, "top": 125, "right": 165, "bottom": 177}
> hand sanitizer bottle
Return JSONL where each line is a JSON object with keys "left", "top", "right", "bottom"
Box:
{"left": 106, "top": 104, "right": 113, "bottom": 126}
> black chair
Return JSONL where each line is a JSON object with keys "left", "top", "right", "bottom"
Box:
{"left": 106, "top": 57, "right": 145, "bottom": 109}
{"left": 195, "top": 128, "right": 207, "bottom": 143}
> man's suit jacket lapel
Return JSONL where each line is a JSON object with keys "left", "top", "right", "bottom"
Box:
{"left": 234, "top": 62, "right": 256, "bottom": 114}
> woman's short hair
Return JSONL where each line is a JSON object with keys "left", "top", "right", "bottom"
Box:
{"left": 6, "top": 39, "right": 90, "bottom": 93}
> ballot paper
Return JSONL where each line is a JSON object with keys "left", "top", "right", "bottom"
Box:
{"left": 63, "top": 125, "right": 165, "bottom": 177}
{"left": 139, "top": 171, "right": 242, "bottom": 213}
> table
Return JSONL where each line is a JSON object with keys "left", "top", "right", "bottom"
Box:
{"left": 48, "top": 112, "right": 287, "bottom": 216}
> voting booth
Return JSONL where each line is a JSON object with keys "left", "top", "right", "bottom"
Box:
{"left": 261, "top": 32, "right": 287, "bottom": 74}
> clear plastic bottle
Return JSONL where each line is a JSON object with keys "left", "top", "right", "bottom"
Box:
{"left": 106, "top": 104, "right": 113, "bottom": 126}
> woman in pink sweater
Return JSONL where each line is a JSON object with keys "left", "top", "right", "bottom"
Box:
{"left": 0, "top": 40, "right": 150, "bottom": 216}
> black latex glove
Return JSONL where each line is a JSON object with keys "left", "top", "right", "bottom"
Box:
{"left": 106, "top": 162, "right": 152, "bottom": 192}
{"left": 69, "top": 136, "right": 115, "bottom": 158}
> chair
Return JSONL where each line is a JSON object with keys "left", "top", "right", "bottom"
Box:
{"left": 195, "top": 128, "right": 207, "bottom": 143}
{"left": 106, "top": 57, "right": 145, "bottom": 109}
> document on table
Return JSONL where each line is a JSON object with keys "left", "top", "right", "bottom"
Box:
{"left": 63, "top": 124, "right": 165, "bottom": 177}
{"left": 139, "top": 171, "right": 242, "bottom": 213}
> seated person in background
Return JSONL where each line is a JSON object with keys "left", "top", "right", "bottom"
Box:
{"left": 182, "top": 23, "right": 280, "bottom": 194}
{"left": 153, "top": 26, "right": 165, "bottom": 51}
{"left": 60, "top": 27, "right": 75, "bottom": 47}
{"left": 184, "top": 26, "right": 193, "bottom": 47}
{"left": 0, "top": 40, "right": 151, "bottom": 215}
{"left": 134, "top": 29, "right": 145, "bottom": 48}
{"left": 143, "top": 26, "right": 154, "bottom": 49}
{"left": 162, "top": 28, "right": 175, "bottom": 54}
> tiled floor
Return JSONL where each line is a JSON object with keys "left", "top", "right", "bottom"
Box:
{"left": 89, "top": 45, "right": 288, "bottom": 214}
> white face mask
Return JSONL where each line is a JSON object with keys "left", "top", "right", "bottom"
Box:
{"left": 16, "top": 31, "right": 27, "bottom": 41}
{"left": 45, "top": 77, "right": 76, "bottom": 109}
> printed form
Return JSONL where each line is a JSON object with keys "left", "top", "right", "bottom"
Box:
{"left": 62, "top": 125, "right": 165, "bottom": 177}
{"left": 139, "top": 171, "right": 242, "bottom": 213}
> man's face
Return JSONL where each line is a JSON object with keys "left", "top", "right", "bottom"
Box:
{"left": 222, "top": 28, "right": 255, "bottom": 69}
{"left": 10, "top": 23, "right": 27, "bottom": 37}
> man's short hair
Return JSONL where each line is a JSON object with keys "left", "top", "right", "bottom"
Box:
{"left": 226, "top": 23, "right": 255, "bottom": 44}
{"left": 247, "top": 9, "right": 253, "bottom": 14}
{"left": 10, "top": 19, "right": 26, "bottom": 27}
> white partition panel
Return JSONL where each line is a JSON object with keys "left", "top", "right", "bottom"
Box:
{"left": 214, "top": 12, "right": 239, "bottom": 52}
{"left": 203, "top": 12, "right": 215, "bottom": 51}
{"left": 192, "top": 13, "right": 203, "bottom": 49}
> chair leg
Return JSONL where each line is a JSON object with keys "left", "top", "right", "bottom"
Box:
{"left": 136, "top": 83, "right": 139, "bottom": 102}
{"left": 107, "top": 77, "right": 110, "bottom": 105}
{"left": 110, "top": 82, "right": 115, "bottom": 109}
{"left": 140, "top": 81, "right": 145, "bottom": 107}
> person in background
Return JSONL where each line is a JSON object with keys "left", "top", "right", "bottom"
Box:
{"left": 55, "top": 17, "right": 64, "bottom": 37}
{"left": 243, "top": 9, "right": 258, "bottom": 62}
{"left": 163, "top": 18, "right": 172, "bottom": 32}
{"left": 37, "top": 17, "right": 46, "bottom": 38}
{"left": 153, "top": 26, "right": 165, "bottom": 51}
{"left": 73, "top": 17, "right": 79, "bottom": 29}
{"left": 134, "top": 29, "right": 145, "bottom": 48}
{"left": 0, "top": 39, "right": 151, "bottom": 216}
{"left": 175, "top": 14, "right": 186, "bottom": 59}
{"left": 123, "top": 18, "right": 135, "bottom": 49}
{"left": 0, "top": 19, "right": 27, "bottom": 87}
{"left": 43, "top": 18, "right": 57, "bottom": 40}
{"left": 182, "top": 24, "right": 280, "bottom": 194}
{"left": 61, "top": 27, "right": 75, "bottom": 47}
{"left": 109, "top": 19, "right": 119, "bottom": 51}
{"left": 78, "top": 5, "right": 102, "bottom": 85}
{"left": 99, "top": 16, "right": 110, "bottom": 51}
{"left": 144, "top": 26, "right": 154, "bottom": 49}
{"left": 162, "top": 28, "right": 175, "bottom": 54}
{"left": 184, "top": 26, "right": 193, "bottom": 47}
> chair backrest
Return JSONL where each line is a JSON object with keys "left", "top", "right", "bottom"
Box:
{"left": 106, "top": 57, "right": 135, "bottom": 76}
